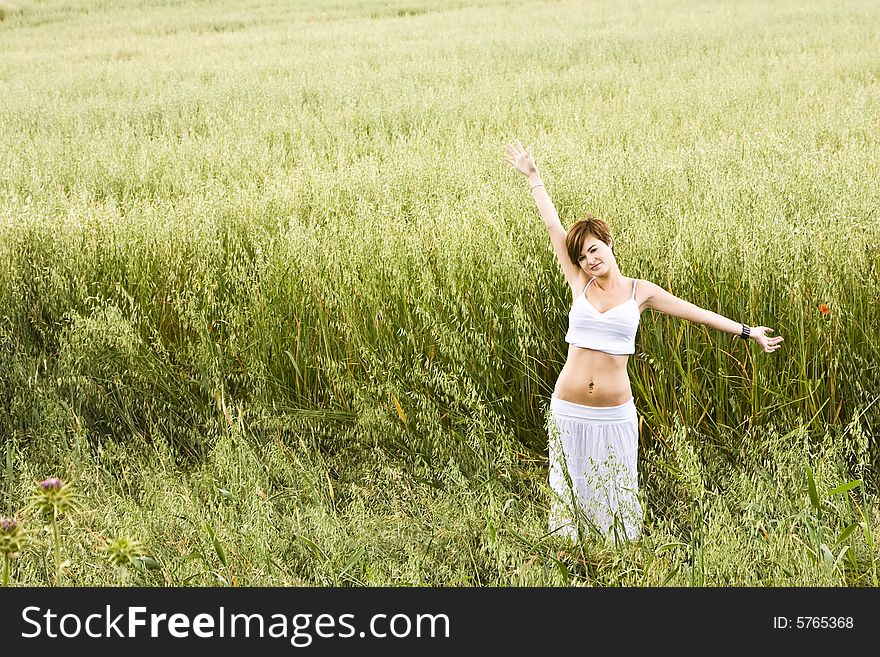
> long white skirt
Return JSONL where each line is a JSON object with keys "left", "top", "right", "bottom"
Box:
{"left": 547, "top": 395, "right": 642, "bottom": 542}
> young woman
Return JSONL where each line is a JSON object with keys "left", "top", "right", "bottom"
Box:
{"left": 504, "top": 141, "right": 783, "bottom": 542}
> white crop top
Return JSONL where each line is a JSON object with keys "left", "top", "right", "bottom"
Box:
{"left": 565, "top": 278, "right": 640, "bottom": 355}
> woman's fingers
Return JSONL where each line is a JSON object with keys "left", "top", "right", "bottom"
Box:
{"left": 752, "top": 327, "right": 784, "bottom": 353}
{"left": 763, "top": 336, "right": 784, "bottom": 352}
{"left": 505, "top": 140, "right": 534, "bottom": 162}
{"left": 757, "top": 327, "right": 783, "bottom": 341}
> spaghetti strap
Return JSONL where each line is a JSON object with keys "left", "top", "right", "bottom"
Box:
{"left": 583, "top": 278, "right": 595, "bottom": 296}
{"left": 631, "top": 279, "right": 638, "bottom": 299}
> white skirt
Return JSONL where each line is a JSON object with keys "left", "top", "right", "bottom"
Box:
{"left": 547, "top": 395, "right": 642, "bottom": 542}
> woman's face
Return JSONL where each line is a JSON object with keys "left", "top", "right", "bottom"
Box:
{"left": 577, "top": 234, "right": 615, "bottom": 277}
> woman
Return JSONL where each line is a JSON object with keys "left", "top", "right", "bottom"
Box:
{"left": 504, "top": 141, "right": 783, "bottom": 543}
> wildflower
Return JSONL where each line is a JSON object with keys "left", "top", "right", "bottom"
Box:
{"left": 105, "top": 535, "right": 145, "bottom": 568}
{"left": 2, "top": 517, "right": 27, "bottom": 587}
{"left": 818, "top": 303, "right": 830, "bottom": 315}
{"left": 27, "top": 478, "right": 81, "bottom": 586}
{"left": 29, "top": 477, "right": 79, "bottom": 518}
{"left": 0, "top": 518, "right": 26, "bottom": 558}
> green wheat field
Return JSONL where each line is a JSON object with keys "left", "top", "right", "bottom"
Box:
{"left": 1, "top": 0, "right": 878, "bottom": 586}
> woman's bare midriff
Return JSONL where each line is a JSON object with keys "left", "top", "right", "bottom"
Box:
{"left": 553, "top": 345, "right": 632, "bottom": 407}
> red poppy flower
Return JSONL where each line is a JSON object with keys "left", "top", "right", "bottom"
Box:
{"left": 818, "top": 303, "right": 830, "bottom": 315}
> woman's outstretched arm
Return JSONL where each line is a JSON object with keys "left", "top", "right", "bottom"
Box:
{"left": 640, "top": 280, "right": 784, "bottom": 353}
{"left": 504, "top": 141, "right": 586, "bottom": 296}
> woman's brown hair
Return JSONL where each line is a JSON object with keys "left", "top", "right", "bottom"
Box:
{"left": 565, "top": 215, "right": 613, "bottom": 266}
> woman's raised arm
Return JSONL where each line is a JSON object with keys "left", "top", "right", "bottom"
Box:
{"left": 504, "top": 141, "right": 586, "bottom": 296}
{"left": 640, "top": 280, "right": 784, "bottom": 353}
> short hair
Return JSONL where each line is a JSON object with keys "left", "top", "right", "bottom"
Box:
{"left": 566, "top": 215, "right": 613, "bottom": 266}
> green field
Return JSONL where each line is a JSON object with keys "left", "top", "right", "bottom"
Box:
{"left": 1, "top": 0, "right": 878, "bottom": 585}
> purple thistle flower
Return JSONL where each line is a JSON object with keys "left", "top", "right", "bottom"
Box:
{"left": 29, "top": 477, "right": 78, "bottom": 520}
{"left": 0, "top": 516, "right": 25, "bottom": 565}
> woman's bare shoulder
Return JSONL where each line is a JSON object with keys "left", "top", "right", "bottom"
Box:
{"left": 569, "top": 272, "right": 590, "bottom": 299}
{"left": 632, "top": 278, "right": 661, "bottom": 308}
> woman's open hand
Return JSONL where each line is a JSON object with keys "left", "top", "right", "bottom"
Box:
{"left": 751, "top": 327, "right": 784, "bottom": 353}
{"left": 504, "top": 140, "right": 538, "bottom": 178}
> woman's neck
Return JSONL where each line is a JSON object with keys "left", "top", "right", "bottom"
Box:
{"left": 592, "top": 268, "right": 626, "bottom": 291}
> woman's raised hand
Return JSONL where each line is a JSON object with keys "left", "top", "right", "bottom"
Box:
{"left": 504, "top": 140, "right": 538, "bottom": 178}
{"left": 750, "top": 327, "right": 784, "bottom": 353}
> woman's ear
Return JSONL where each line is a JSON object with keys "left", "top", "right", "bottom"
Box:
{"left": 608, "top": 238, "right": 614, "bottom": 250}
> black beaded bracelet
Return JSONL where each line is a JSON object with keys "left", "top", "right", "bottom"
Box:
{"left": 740, "top": 324, "right": 751, "bottom": 340}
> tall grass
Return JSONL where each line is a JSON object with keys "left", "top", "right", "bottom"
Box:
{"left": 0, "top": 0, "right": 877, "bottom": 585}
